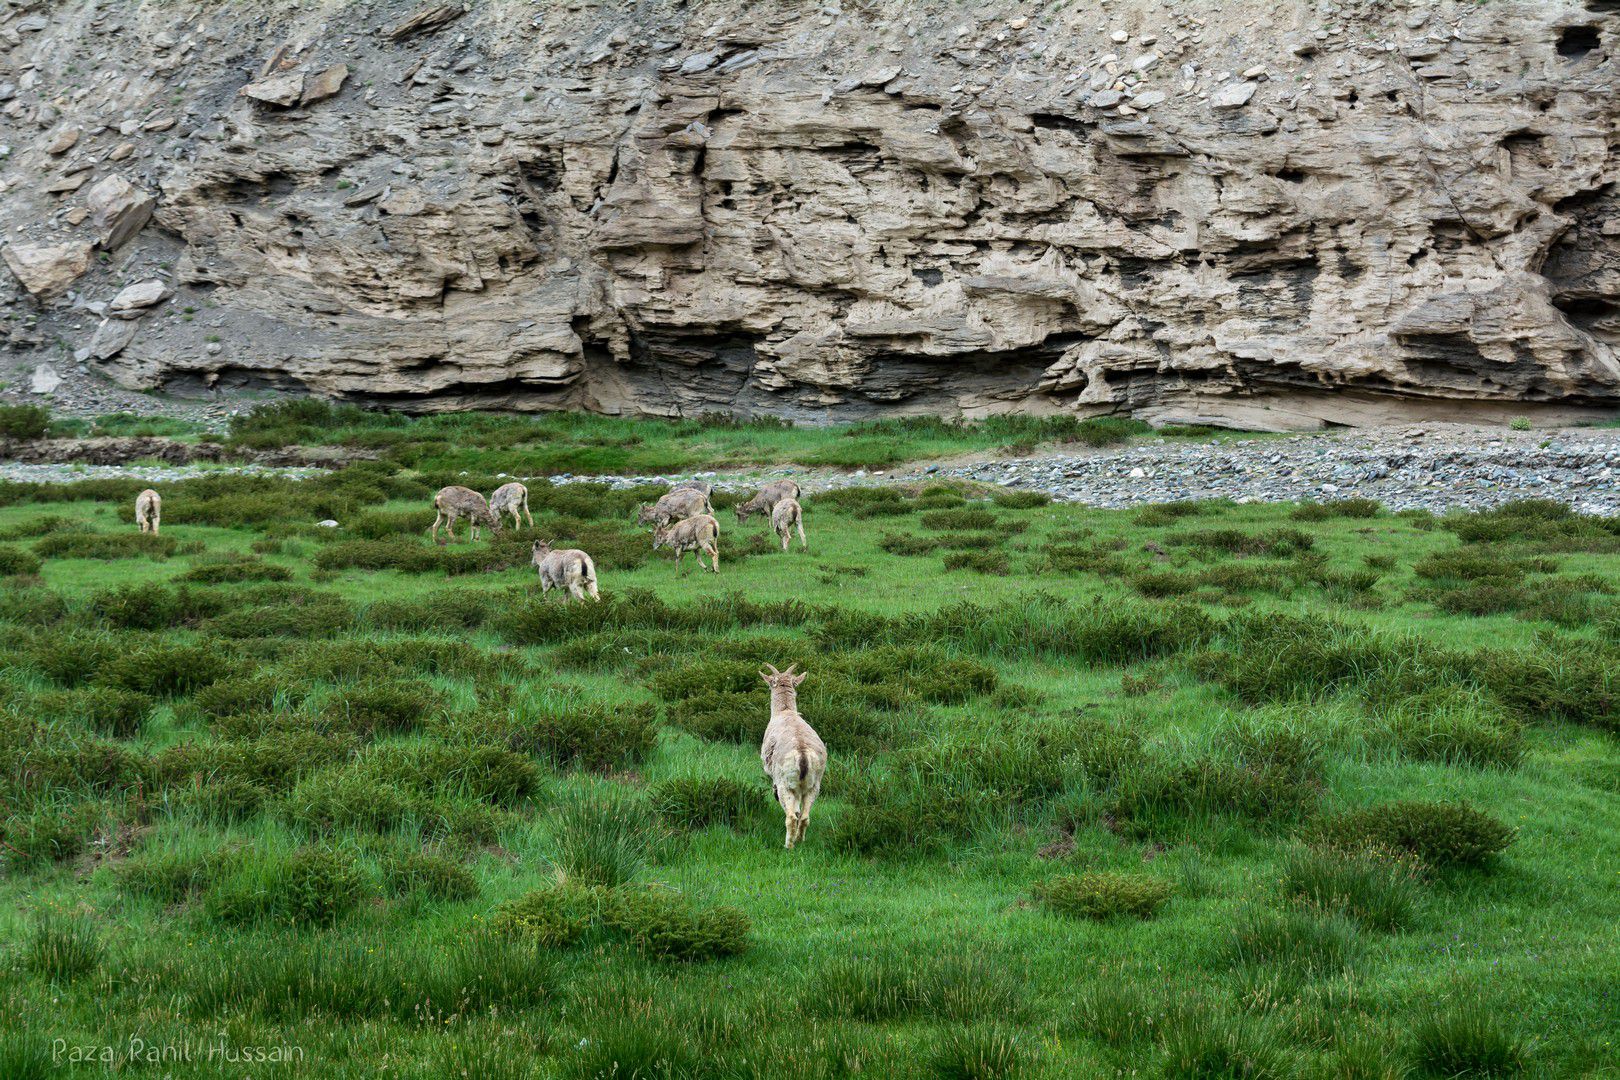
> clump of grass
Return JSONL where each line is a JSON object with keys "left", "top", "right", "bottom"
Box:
{"left": 652, "top": 776, "right": 757, "bottom": 831}
{"left": 1409, "top": 1002, "right": 1529, "bottom": 1076}
{"left": 1224, "top": 905, "right": 1362, "bottom": 978}
{"left": 932, "top": 1025, "right": 1028, "bottom": 1080}
{"left": 23, "top": 915, "right": 103, "bottom": 981}
{"left": 1159, "top": 1001, "right": 1298, "bottom": 1079}
{"left": 1034, "top": 871, "right": 1173, "bottom": 921}
{"left": 547, "top": 788, "right": 657, "bottom": 887}
{"left": 97, "top": 640, "right": 234, "bottom": 696}
{"left": 812, "top": 948, "right": 1024, "bottom": 1022}
{"left": 1279, "top": 845, "right": 1421, "bottom": 931}
{"left": 35, "top": 686, "right": 152, "bottom": 737}
{"left": 1367, "top": 688, "right": 1524, "bottom": 769}
{"left": 1309, "top": 801, "right": 1514, "bottom": 871}
{"left": 1, "top": 804, "right": 105, "bottom": 869}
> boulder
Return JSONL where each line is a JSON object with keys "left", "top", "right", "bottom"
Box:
{"left": 88, "top": 318, "right": 138, "bottom": 359}
{"left": 109, "top": 279, "right": 172, "bottom": 315}
{"left": 2, "top": 240, "right": 93, "bottom": 296}
{"left": 85, "top": 174, "right": 155, "bottom": 249}
{"left": 240, "top": 70, "right": 305, "bottom": 106}
{"left": 301, "top": 64, "right": 348, "bottom": 104}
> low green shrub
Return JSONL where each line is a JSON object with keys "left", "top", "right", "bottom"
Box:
{"left": 382, "top": 849, "right": 479, "bottom": 902}
{"left": 879, "top": 532, "right": 944, "bottom": 556}
{"left": 204, "top": 846, "right": 367, "bottom": 926}
{"left": 1309, "top": 801, "right": 1513, "bottom": 870}
{"left": 990, "top": 490, "right": 1050, "bottom": 509}
{"left": 943, "top": 550, "right": 1008, "bottom": 574}
{"left": 35, "top": 686, "right": 152, "bottom": 737}
{"left": 364, "top": 591, "right": 490, "bottom": 631}
{"left": 179, "top": 558, "right": 292, "bottom": 584}
{"left": 472, "top": 701, "right": 657, "bottom": 771}
{"left": 604, "top": 885, "right": 751, "bottom": 962}
{"left": 491, "top": 883, "right": 606, "bottom": 947}
{"left": 1291, "top": 498, "right": 1381, "bottom": 521}
{"left": 0, "top": 404, "right": 51, "bottom": 439}
{"left": 1034, "top": 871, "right": 1172, "bottom": 921}
{"left": 921, "top": 508, "right": 1000, "bottom": 531}
{"left": 0, "top": 546, "right": 42, "bottom": 576}
{"left": 97, "top": 641, "right": 233, "bottom": 696}
{"left": 1175, "top": 527, "right": 1314, "bottom": 558}
{"left": 1, "top": 803, "right": 105, "bottom": 869}
{"left": 1481, "top": 647, "right": 1619, "bottom": 733}
{"left": 321, "top": 680, "right": 444, "bottom": 735}
{"left": 652, "top": 776, "right": 757, "bottom": 831}
{"left": 280, "top": 769, "right": 414, "bottom": 834}
{"left": 35, "top": 532, "right": 182, "bottom": 561}
{"left": 193, "top": 674, "right": 291, "bottom": 720}
{"left": 1368, "top": 688, "right": 1524, "bottom": 769}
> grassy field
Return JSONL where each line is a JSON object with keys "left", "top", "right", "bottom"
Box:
{"left": 0, "top": 400, "right": 1249, "bottom": 473}
{"left": 1, "top": 420, "right": 1618, "bottom": 1078}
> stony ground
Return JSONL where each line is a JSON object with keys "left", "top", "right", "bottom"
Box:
{"left": 7, "top": 422, "right": 1616, "bottom": 515}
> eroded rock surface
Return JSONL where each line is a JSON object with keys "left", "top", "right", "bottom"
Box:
{"left": 0, "top": 0, "right": 1617, "bottom": 429}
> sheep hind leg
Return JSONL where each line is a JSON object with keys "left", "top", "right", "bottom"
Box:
{"left": 523, "top": 500, "right": 534, "bottom": 528}
{"left": 797, "top": 520, "right": 806, "bottom": 550}
{"left": 779, "top": 791, "right": 801, "bottom": 849}
{"left": 797, "top": 788, "right": 817, "bottom": 842}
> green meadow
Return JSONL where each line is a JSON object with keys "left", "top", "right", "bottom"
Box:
{"left": 1, "top": 405, "right": 1617, "bottom": 1078}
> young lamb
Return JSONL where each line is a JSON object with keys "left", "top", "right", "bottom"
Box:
{"left": 430, "top": 485, "right": 502, "bottom": 543}
{"left": 134, "top": 489, "right": 161, "bottom": 535}
{"left": 652, "top": 513, "right": 720, "bottom": 573}
{"left": 490, "top": 482, "right": 534, "bottom": 529}
{"left": 770, "top": 497, "right": 806, "bottom": 552}
{"left": 735, "top": 479, "right": 802, "bottom": 525}
{"left": 636, "top": 487, "right": 709, "bottom": 529}
{"left": 759, "top": 663, "right": 827, "bottom": 850}
{"left": 532, "top": 540, "right": 599, "bottom": 601}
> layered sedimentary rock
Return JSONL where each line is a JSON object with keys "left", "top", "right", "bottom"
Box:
{"left": 0, "top": 0, "right": 1616, "bottom": 428}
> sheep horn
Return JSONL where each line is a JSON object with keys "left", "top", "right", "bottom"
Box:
{"left": 782, "top": 663, "right": 799, "bottom": 675}
{"left": 764, "top": 662, "right": 781, "bottom": 675}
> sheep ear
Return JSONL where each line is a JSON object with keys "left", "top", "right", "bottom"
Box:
{"left": 760, "top": 669, "right": 773, "bottom": 684}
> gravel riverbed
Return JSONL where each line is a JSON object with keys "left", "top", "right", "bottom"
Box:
{"left": 2, "top": 424, "right": 1616, "bottom": 516}
{"left": 538, "top": 425, "right": 1620, "bottom": 516}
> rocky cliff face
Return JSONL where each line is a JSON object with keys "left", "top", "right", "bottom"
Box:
{"left": 1, "top": 0, "right": 1617, "bottom": 429}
